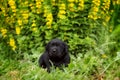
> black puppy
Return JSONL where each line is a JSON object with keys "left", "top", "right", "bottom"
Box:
{"left": 38, "top": 39, "right": 70, "bottom": 72}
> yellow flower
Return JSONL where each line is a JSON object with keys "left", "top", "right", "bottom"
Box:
{"left": 12, "top": 9, "right": 16, "bottom": 13}
{"left": 1, "top": 7, "right": 5, "bottom": 13}
{"left": 1, "top": 28, "right": 7, "bottom": 38}
{"left": 17, "top": 19, "right": 22, "bottom": 25}
{"left": 32, "top": 23, "right": 36, "bottom": 27}
{"left": 46, "top": 21, "right": 52, "bottom": 28}
{"left": 45, "top": 12, "right": 53, "bottom": 28}
{"left": 46, "top": 13, "right": 53, "bottom": 23}
{"left": 8, "top": 0, "right": 15, "bottom": 6}
{"left": 68, "top": 0, "right": 74, "bottom": 2}
{"left": 32, "top": 27, "right": 37, "bottom": 32}
{"left": 11, "top": 5, "right": 16, "bottom": 10}
{"left": 109, "top": 27, "right": 112, "bottom": 32}
{"left": 59, "top": 3, "right": 66, "bottom": 10}
{"left": 88, "top": 0, "right": 100, "bottom": 20}
{"left": 15, "top": 27, "right": 21, "bottom": 35}
{"left": 36, "top": 0, "right": 42, "bottom": 8}
{"left": 8, "top": 0, "right": 16, "bottom": 13}
{"left": 92, "top": 0, "right": 100, "bottom": 6}
{"left": 88, "top": 15, "right": 92, "bottom": 19}
{"left": 116, "top": 0, "right": 120, "bottom": 4}
{"left": 36, "top": 9, "right": 41, "bottom": 14}
{"left": 58, "top": 14, "right": 66, "bottom": 19}
{"left": 25, "top": 1, "right": 28, "bottom": 5}
{"left": 12, "top": 46, "right": 16, "bottom": 51}
{"left": 68, "top": 3, "right": 74, "bottom": 8}
{"left": 24, "top": 20, "right": 28, "bottom": 24}
{"left": 47, "top": 13, "right": 53, "bottom": 19}
{"left": 102, "top": 54, "right": 107, "bottom": 58}
{"left": 29, "top": 3, "right": 33, "bottom": 7}
{"left": 93, "top": 7, "right": 99, "bottom": 12}
{"left": 105, "top": 15, "right": 110, "bottom": 22}
{"left": 9, "top": 38, "right": 16, "bottom": 50}
{"left": 32, "top": 20, "right": 36, "bottom": 23}
{"left": 78, "top": 0, "right": 84, "bottom": 11}
{"left": 52, "top": 0, "right": 56, "bottom": 6}
{"left": 22, "top": 13, "right": 29, "bottom": 19}
{"left": 58, "top": 10, "right": 66, "bottom": 14}
{"left": 93, "top": 15, "right": 97, "bottom": 20}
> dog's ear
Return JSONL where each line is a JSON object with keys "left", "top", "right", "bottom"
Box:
{"left": 45, "top": 42, "right": 50, "bottom": 52}
{"left": 63, "top": 42, "right": 68, "bottom": 54}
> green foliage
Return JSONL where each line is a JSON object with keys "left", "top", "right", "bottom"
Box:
{"left": 111, "top": 24, "right": 120, "bottom": 52}
{"left": 0, "top": 51, "right": 120, "bottom": 80}
{"left": 0, "top": 0, "right": 120, "bottom": 79}
{"left": 0, "top": 0, "right": 119, "bottom": 57}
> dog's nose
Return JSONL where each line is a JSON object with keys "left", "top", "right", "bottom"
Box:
{"left": 52, "top": 49, "right": 56, "bottom": 52}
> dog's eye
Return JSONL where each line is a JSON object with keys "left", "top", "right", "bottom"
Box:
{"left": 51, "top": 43, "right": 55, "bottom": 46}
{"left": 56, "top": 43, "right": 60, "bottom": 46}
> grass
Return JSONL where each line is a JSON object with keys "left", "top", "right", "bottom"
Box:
{"left": 0, "top": 50, "right": 120, "bottom": 80}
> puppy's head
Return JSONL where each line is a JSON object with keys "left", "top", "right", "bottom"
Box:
{"left": 46, "top": 39, "right": 68, "bottom": 58}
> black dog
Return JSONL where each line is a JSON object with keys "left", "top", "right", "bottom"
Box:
{"left": 38, "top": 39, "right": 70, "bottom": 72}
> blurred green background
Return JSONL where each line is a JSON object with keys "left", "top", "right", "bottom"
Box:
{"left": 0, "top": 0, "right": 120, "bottom": 80}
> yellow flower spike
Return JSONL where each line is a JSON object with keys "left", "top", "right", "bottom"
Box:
{"left": 58, "top": 2, "right": 67, "bottom": 19}
{"left": 24, "top": 20, "right": 28, "bottom": 24}
{"left": 47, "top": 13, "right": 53, "bottom": 18}
{"left": 12, "top": 46, "right": 16, "bottom": 51}
{"left": 18, "top": 19, "right": 22, "bottom": 26}
{"left": 25, "top": 1, "right": 28, "bottom": 5}
{"left": 58, "top": 10, "right": 66, "bottom": 15}
{"left": 8, "top": 0, "right": 15, "bottom": 6}
{"left": 58, "top": 14, "right": 66, "bottom": 19}
{"left": 8, "top": 0, "right": 16, "bottom": 13}
{"left": 92, "top": 7, "right": 99, "bottom": 12}
{"left": 68, "top": 3, "right": 74, "bottom": 8}
{"left": 117, "top": 0, "right": 120, "bottom": 4}
{"left": 36, "top": 0, "right": 42, "bottom": 9}
{"left": 1, "top": 28, "right": 7, "bottom": 38}
{"left": 78, "top": 0, "right": 84, "bottom": 11}
{"left": 75, "top": 0, "right": 78, "bottom": 3}
{"left": 46, "top": 21, "right": 52, "bottom": 28}
{"left": 59, "top": 3, "right": 66, "bottom": 10}
{"left": 29, "top": 3, "right": 33, "bottom": 7}
{"left": 32, "top": 23, "right": 36, "bottom": 27}
{"left": 46, "top": 21, "right": 51, "bottom": 26}
{"left": 36, "top": 9, "right": 41, "bottom": 14}
{"left": 93, "top": 16, "right": 97, "bottom": 20}
{"left": 22, "top": 13, "right": 29, "bottom": 19}
{"left": 12, "top": 9, "right": 16, "bottom": 13}
{"left": 11, "top": 5, "right": 16, "bottom": 10}
{"left": 105, "top": 15, "right": 110, "bottom": 22}
{"left": 47, "top": 19, "right": 53, "bottom": 23}
{"left": 9, "top": 38, "right": 15, "bottom": 46}
{"left": 45, "top": 12, "right": 53, "bottom": 28}
{"left": 88, "top": 15, "right": 92, "bottom": 19}
{"left": 68, "top": 0, "right": 74, "bottom": 2}
{"left": 1, "top": 7, "right": 5, "bottom": 13}
{"left": 9, "top": 38, "right": 16, "bottom": 51}
{"left": 15, "top": 27, "right": 21, "bottom": 35}
{"left": 52, "top": 0, "right": 56, "bottom": 6}
{"left": 88, "top": 0, "right": 100, "bottom": 20}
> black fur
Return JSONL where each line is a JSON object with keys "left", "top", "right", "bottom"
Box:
{"left": 38, "top": 39, "right": 70, "bottom": 72}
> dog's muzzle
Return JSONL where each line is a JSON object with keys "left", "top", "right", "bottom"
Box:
{"left": 52, "top": 48, "right": 57, "bottom": 53}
